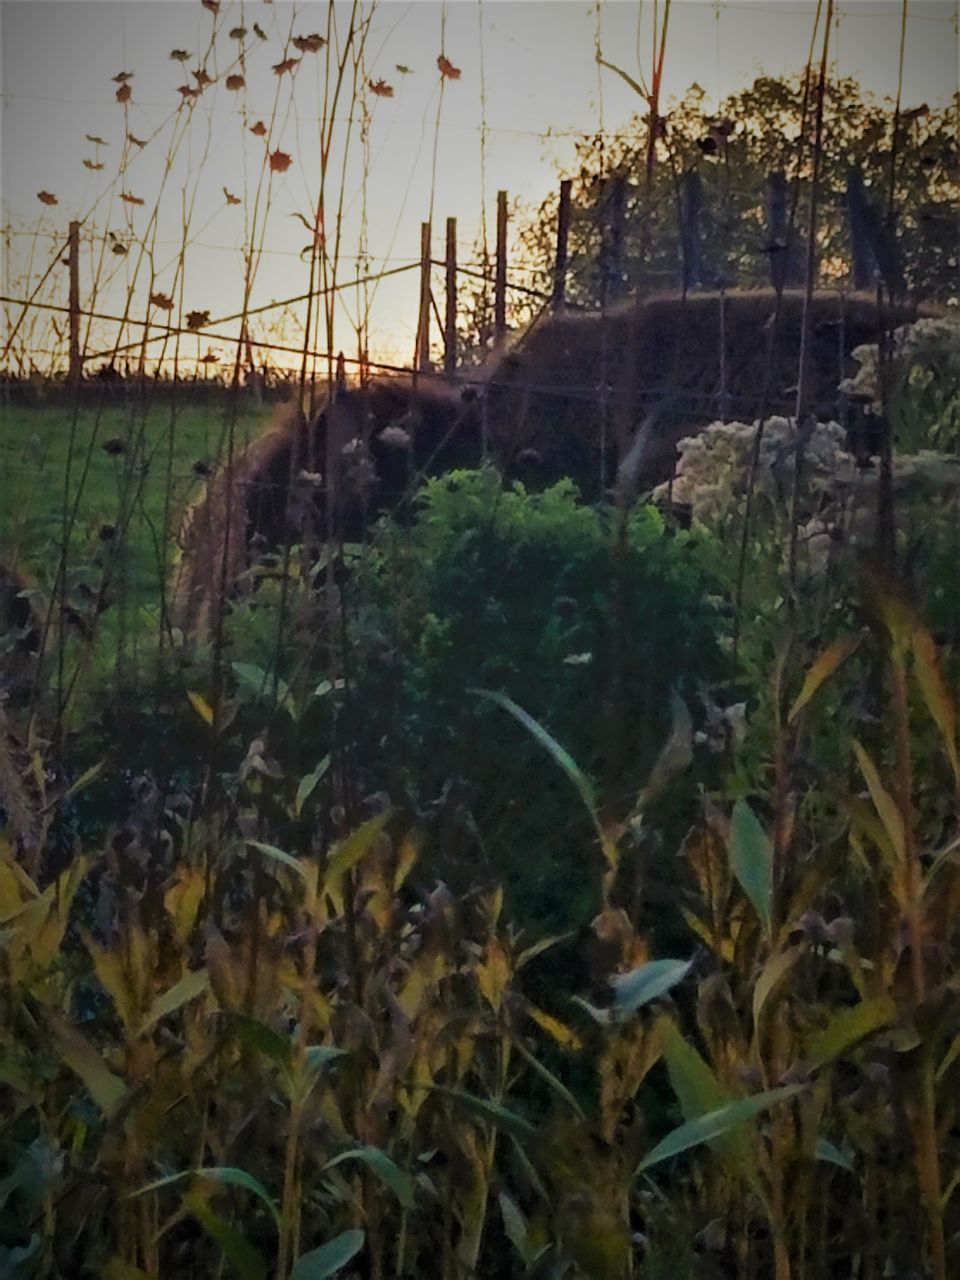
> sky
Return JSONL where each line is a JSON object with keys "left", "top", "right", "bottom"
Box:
{"left": 1, "top": 0, "right": 958, "bottom": 370}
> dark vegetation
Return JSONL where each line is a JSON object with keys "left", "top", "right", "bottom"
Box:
{"left": 2, "top": 58, "right": 960, "bottom": 1280}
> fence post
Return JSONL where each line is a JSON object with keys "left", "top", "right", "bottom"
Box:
{"left": 68, "top": 220, "right": 81, "bottom": 385}
{"left": 679, "top": 170, "right": 703, "bottom": 294}
{"left": 552, "top": 179, "right": 572, "bottom": 311}
{"left": 607, "top": 174, "right": 627, "bottom": 302}
{"left": 416, "top": 220, "right": 432, "bottom": 375}
{"left": 494, "top": 190, "right": 507, "bottom": 345}
{"left": 444, "top": 216, "right": 457, "bottom": 376}
{"left": 766, "top": 170, "right": 790, "bottom": 291}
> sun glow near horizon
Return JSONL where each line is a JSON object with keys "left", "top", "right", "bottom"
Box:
{"left": 1, "top": 0, "right": 957, "bottom": 376}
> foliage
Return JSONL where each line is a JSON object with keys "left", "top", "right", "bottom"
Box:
{"left": 507, "top": 73, "right": 959, "bottom": 326}
{"left": 343, "top": 469, "right": 724, "bottom": 928}
{"left": 2, "top": 565, "right": 959, "bottom": 1277}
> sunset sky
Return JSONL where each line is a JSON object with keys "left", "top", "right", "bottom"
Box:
{"left": 1, "top": 1, "right": 958, "bottom": 370}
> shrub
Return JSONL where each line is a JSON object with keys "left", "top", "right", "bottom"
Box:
{"left": 346, "top": 469, "right": 724, "bottom": 928}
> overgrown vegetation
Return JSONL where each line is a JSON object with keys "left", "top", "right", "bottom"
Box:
{"left": 3, "top": 2, "right": 960, "bottom": 1275}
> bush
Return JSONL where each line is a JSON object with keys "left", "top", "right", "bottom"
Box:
{"left": 347, "top": 469, "right": 724, "bottom": 928}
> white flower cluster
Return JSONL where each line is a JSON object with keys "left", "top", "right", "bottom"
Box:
{"left": 655, "top": 415, "right": 960, "bottom": 578}
{"left": 840, "top": 316, "right": 960, "bottom": 409}
{"left": 653, "top": 416, "right": 857, "bottom": 527}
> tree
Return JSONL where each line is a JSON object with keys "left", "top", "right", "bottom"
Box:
{"left": 494, "top": 73, "right": 958, "bottom": 338}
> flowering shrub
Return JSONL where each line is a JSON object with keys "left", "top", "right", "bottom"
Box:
{"left": 840, "top": 316, "right": 960, "bottom": 409}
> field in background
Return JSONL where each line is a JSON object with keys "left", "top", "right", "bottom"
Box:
{"left": 1, "top": 397, "right": 264, "bottom": 605}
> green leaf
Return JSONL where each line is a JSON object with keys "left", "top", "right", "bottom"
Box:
{"left": 635, "top": 1085, "right": 802, "bottom": 1174}
{"left": 912, "top": 627, "right": 959, "bottom": 782}
{"left": 305, "top": 1044, "right": 348, "bottom": 1076}
{"left": 611, "top": 958, "right": 692, "bottom": 1018}
{"left": 498, "top": 1190, "right": 529, "bottom": 1262}
{"left": 232, "top": 661, "right": 290, "bottom": 708}
{"left": 474, "top": 689, "right": 600, "bottom": 830}
{"left": 728, "top": 799, "right": 773, "bottom": 933}
{"left": 296, "top": 756, "right": 330, "bottom": 817}
{"left": 322, "top": 811, "right": 392, "bottom": 901}
{"left": 134, "top": 1165, "right": 280, "bottom": 1226}
{"left": 64, "top": 759, "right": 105, "bottom": 801}
{"left": 752, "top": 947, "right": 801, "bottom": 1031}
{"left": 804, "top": 996, "right": 897, "bottom": 1072}
{"left": 852, "top": 741, "right": 906, "bottom": 864}
{"left": 44, "top": 1009, "right": 127, "bottom": 1117}
{"left": 925, "top": 834, "right": 960, "bottom": 892}
{"left": 245, "top": 840, "right": 306, "bottom": 880}
{"left": 226, "top": 1014, "right": 293, "bottom": 1068}
{"left": 139, "top": 968, "right": 209, "bottom": 1036}
{"left": 788, "top": 635, "right": 860, "bottom": 723}
{"left": 290, "top": 1230, "right": 365, "bottom": 1279}
{"left": 434, "top": 1086, "right": 536, "bottom": 1140}
{"left": 660, "top": 1019, "right": 757, "bottom": 1186}
{"left": 184, "top": 1188, "right": 267, "bottom": 1280}
{"left": 322, "top": 1147, "right": 415, "bottom": 1209}
{"left": 815, "top": 1136, "right": 856, "bottom": 1173}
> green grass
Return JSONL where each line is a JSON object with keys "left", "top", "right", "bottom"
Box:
{"left": 1, "top": 398, "right": 264, "bottom": 703}
{"left": 1, "top": 398, "right": 263, "bottom": 597}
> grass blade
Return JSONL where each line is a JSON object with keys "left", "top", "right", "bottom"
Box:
{"left": 290, "top": 1230, "right": 365, "bottom": 1279}
{"left": 635, "top": 1086, "right": 801, "bottom": 1174}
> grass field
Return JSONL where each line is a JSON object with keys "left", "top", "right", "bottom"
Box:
{"left": 1, "top": 397, "right": 264, "bottom": 604}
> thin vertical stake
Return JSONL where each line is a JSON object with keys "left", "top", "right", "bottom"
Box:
{"left": 552, "top": 179, "right": 572, "bottom": 311}
{"left": 416, "top": 220, "right": 432, "bottom": 376}
{"left": 494, "top": 190, "right": 507, "bottom": 345}
{"left": 444, "top": 216, "right": 457, "bottom": 376}
{"left": 68, "top": 220, "right": 81, "bottom": 386}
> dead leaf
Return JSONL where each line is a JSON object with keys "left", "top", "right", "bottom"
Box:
{"left": 193, "top": 67, "right": 212, "bottom": 87}
{"left": 86, "top": 134, "right": 108, "bottom": 146}
{"left": 83, "top": 159, "right": 104, "bottom": 171}
{"left": 178, "top": 85, "right": 201, "bottom": 101}
{"left": 395, "top": 64, "right": 413, "bottom": 75}
{"left": 269, "top": 149, "right": 292, "bottom": 173}
{"left": 127, "top": 133, "right": 147, "bottom": 147}
{"left": 225, "top": 74, "right": 245, "bottom": 90}
{"left": 272, "top": 57, "right": 299, "bottom": 76}
{"left": 37, "top": 191, "right": 58, "bottom": 206}
{"left": 112, "top": 71, "right": 133, "bottom": 83}
{"left": 250, "top": 121, "right": 267, "bottom": 137}
{"left": 169, "top": 49, "right": 191, "bottom": 62}
{"left": 293, "top": 33, "right": 325, "bottom": 53}
{"left": 253, "top": 23, "right": 267, "bottom": 40}
{"left": 223, "top": 187, "right": 241, "bottom": 205}
{"left": 120, "top": 192, "right": 145, "bottom": 205}
{"left": 369, "top": 78, "right": 394, "bottom": 98}
{"left": 437, "top": 54, "right": 461, "bottom": 80}
{"left": 228, "top": 25, "right": 247, "bottom": 39}
{"left": 150, "top": 292, "right": 174, "bottom": 311}
{"left": 186, "top": 310, "right": 211, "bottom": 330}
{"left": 201, "top": 0, "right": 219, "bottom": 14}
{"left": 111, "top": 241, "right": 128, "bottom": 256}
{"left": 115, "top": 83, "right": 132, "bottom": 104}
{"left": 200, "top": 351, "right": 219, "bottom": 364}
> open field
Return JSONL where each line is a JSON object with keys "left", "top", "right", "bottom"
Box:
{"left": 1, "top": 397, "right": 264, "bottom": 610}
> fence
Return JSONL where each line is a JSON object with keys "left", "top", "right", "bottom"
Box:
{"left": 0, "top": 157, "right": 906, "bottom": 398}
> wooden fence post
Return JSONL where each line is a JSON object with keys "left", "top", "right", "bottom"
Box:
{"left": 552, "top": 179, "right": 572, "bottom": 311}
{"left": 494, "top": 190, "right": 507, "bottom": 346}
{"left": 444, "top": 217, "right": 457, "bottom": 376}
{"left": 607, "top": 174, "right": 627, "bottom": 303}
{"left": 766, "top": 170, "right": 791, "bottom": 291}
{"left": 416, "top": 220, "right": 432, "bottom": 375}
{"left": 68, "top": 220, "right": 81, "bottom": 385}
{"left": 679, "top": 170, "right": 703, "bottom": 293}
